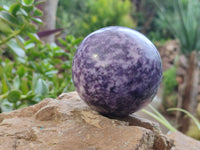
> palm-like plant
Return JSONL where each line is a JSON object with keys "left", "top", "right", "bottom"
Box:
{"left": 156, "top": 0, "right": 200, "bottom": 55}
{"left": 155, "top": 0, "right": 200, "bottom": 132}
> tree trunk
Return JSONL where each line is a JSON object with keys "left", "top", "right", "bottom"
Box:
{"left": 177, "top": 51, "right": 199, "bottom": 133}
{"left": 37, "top": 0, "right": 59, "bottom": 43}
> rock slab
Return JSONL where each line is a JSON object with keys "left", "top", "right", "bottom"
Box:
{"left": 0, "top": 92, "right": 197, "bottom": 150}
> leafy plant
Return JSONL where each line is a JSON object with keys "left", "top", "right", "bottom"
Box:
{"left": 155, "top": 0, "right": 200, "bottom": 55}
{"left": 0, "top": 34, "right": 82, "bottom": 112}
{"left": 163, "top": 66, "right": 178, "bottom": 96}
{"left": 57, "top": 0, "right": 136, "bottom": 37}
{"left": 0, "top": 0, "right": 42, "bottom": 46}
{"left": 0, "top": 0, "right": 82, "bottom": 112}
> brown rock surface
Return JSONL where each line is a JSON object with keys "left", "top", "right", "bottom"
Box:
{"left": 0, "top": 91, "right": 190, "bottom": 150}
{"left": 167, "top": 131, "right": 200, "bottom": 150}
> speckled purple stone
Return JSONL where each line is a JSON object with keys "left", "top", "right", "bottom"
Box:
{"left": 72, "top": 26, "right": 162, "bottom": 117}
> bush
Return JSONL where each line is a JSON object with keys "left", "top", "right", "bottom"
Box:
{"left": 57, "top": 0, "right": 136, "bottom": 37}
{"left": 0, "top": 0, "right": 82, "bottom": 112}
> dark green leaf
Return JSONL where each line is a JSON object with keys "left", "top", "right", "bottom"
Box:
{"left": 24, "top": 23, "right": 36, "bottom": 33}
{"left": 21, "top": 5, "right": 34, "bottom": 14}
{"left": 0, "top": 11, "right": 19, "bottom": 26}
{"left": 7, "top": 90, "right": 21, "bottom": 103}
{"left": 17, "top": 66, "right": 26, "bottom": 78}
{"left": 21, "top": 91, "right": 35, "bottom": 100}
{"left": 9, "top": 3, "right": 21, "bottom": 16}
{"left": 20, "top": 78, "right": 29, "bottom": 94}
{"left": 72, "top": 38, "right": 83, "bottom": 45}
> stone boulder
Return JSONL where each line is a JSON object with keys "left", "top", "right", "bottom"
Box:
{"left": 0, "top": 92, "right": 199, "bottom": 150}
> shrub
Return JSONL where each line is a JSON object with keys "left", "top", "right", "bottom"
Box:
{"left": 57, "top": 0, "right": 136, "bottom": 37}
{"left": 0, "top": 0, "right": 82, "bottom": 112}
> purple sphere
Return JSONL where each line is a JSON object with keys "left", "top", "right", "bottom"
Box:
{"left": 72, "top": 26, "right": 162, "bottom": 117}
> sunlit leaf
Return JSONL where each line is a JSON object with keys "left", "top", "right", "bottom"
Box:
{"left": 19, "top": 8, "right": 28, "bottom": 16}
{"left": 7, "top": 39, "right": 26, "bottom": 57}
{"left": 45, "top": 70, "right": 58, "bottom": 76}
{"left": 1, "top": 100, "right": 13, "bottom": 112}
{"left": 34, "top": 79, "right": 49, "bottom": 96}
{"left": 0, "top": 20, "right": 12, "bottom": 33}
{"left": 28, "top": 33, "right": 41, "bottom": 43}
{"left": 16, "top": 102, "right": 28, "bottom": 109}
{"left": 0, "top": 6, "right": 5, "bottom": 11}
{"left": 13, "top": 76, "right": 20, "bottom": 90}
{"left": 25, "top": 42, "right": 35, "bottom": 49}
{"left": 2, "top": 74, "right": 9, "bottom": 93}
{"left": 22, "top": 0, "right": 34, "bottom": 6}
{"left": 31, "top": 17, "right": 42, "bottom": 24}
{"left": 21, "top": 91, "right": 34, "bottom": 100}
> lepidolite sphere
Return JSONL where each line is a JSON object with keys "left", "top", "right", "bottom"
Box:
{"left": 72, "top": 26, "right": 162, "bottom": 117}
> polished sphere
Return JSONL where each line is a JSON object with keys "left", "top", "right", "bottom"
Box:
{"left": 72, "top": 26, "right": 162, "bottom": 117}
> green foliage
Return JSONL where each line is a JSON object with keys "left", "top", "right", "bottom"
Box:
{"left": 0, "top": 0, "right": 42, "bottom": 47}
{"left": 0, "top": 35, "right": 82, "bottom": 112}
{"left": 22, "top": 0, "right": 35, "bottom": 6}
{"left": 0, "top": 1, "right": 82, "bottom": 112}
{"left": 57, "top": 0, "right": 136, "bottom": 37}
{"left": 155, "top": 0, "right": 200, "bottom": 55}
{"left": 162, "top": 66, "right": 178, "bottom": 108}
{"left": 163, "top": 66, "right": 178, "bottom": 96}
